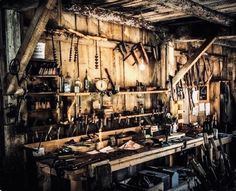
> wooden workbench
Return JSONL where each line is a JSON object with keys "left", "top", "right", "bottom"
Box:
{"left": 24, "top": 132, "right": 232, "bottom": 191}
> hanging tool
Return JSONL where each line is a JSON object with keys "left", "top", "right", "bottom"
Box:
{"left": 114, "top": 42, "right": 128, "bottom": 58}
{"left": 124, "top": 42, "right": 149, "bottom": 66}
{"left": 51, "top": 32, "right": 57, "bottom": 64}
{"left": 104, "top": 68, "right": 118, "bottom": 96}
{"left": 69, "top": 34, "right": 74, "bottom": 62}
{"left": 74, "top": 37, "right": 79, "bottom": 63}
{"left": 175, "top": 64, "right": 184, "bottom": 100}
{"left": 194, "top": 61, "right": 200, "bottom": 87}
{"left": 137, "top": 42, "right": 149, "bottom": 65}
{"left": 9, "top": 58, "right": 20, "bottom": 84}
{"left": 189, "top": 84, "right": 195, "bottom": 109}
{"left": 184, "top": 72, "right": 195, "bottom": 110}
{"left": 203, "top": 56, "right": 213, "bottom": 84}
{"left": 95, "top": 41, "right": 99, "bottom": 69}
{"left": 190, "top": 66, "right": 196, "bottom": 89}
{"left": 176, "top": 79, "right": 184, "bottom": 100}
{"left": 151, "top": 44, "right": 159, "bottom": 62}
{"left": 45, "top": 125, "right": 53, "bottom": 141}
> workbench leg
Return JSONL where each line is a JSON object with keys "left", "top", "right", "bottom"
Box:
{"left": 37, "top": 165, "right": 51, "bottom": 191}
{"left": 201, "top": 148, "right": 204, "bottom": 162}
{"left": 195, "top": 147, "right": 200, "bottom": 159}
{"left": 41, "top": 175, "right": 51, "bottom": 191}
{"left": 209, "top": 147, "right": 213, "bottom": 162}
{"left": 165, "top": 155, "right": 173, "bottom": 167}
{"left": 225, "top": 143, "right": 230, "bottom": 154}
{"left": 70, "top": 180, "right": 83, "bottom": 191}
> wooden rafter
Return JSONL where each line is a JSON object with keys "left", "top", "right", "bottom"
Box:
{"left": 167, "top": 22, "right": 236, "bottom": 41}
{"left": 145, "top": 12, "right": 187, "bottom": 22}
{"left": 214, "top": 39, "right": 236, "bottom": 48}
{"left": 6, "top": 0, "right": 56, "bottom": 94}
{"left": 147, "top": 0, "right": 234, "bottom": 26}
{"left": 65, "top": 4, "right": 156, "bottom": 31}
{"left": 0, "top": 0, "right": 39, "bottom": 10}
{"left": 172, "top": 36, "right": 216, "bottom": 86}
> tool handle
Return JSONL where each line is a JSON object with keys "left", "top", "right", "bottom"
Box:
{"left": 104, "top": 68, "right": 115, "bottom": 90}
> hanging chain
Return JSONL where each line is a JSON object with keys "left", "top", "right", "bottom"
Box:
{"left": 95, "top": 41, "right": 99, "bottom": 69}
{"left": 51, "top": 32, "right": 57, "bottom": 64}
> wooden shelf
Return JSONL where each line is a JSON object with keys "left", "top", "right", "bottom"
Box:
{"left": 28, "top": 109, "right": 57, "bottom": 113}
{"left": 59, "top": 92, "right": 91, "bottom": 96}
{"left": 59, "top": 89, "right": 168, "bottom": 97}
{"left": 30, "top": 75, "right": 59, "bottom": 78}
{"left": 114, "top": 112, "right": 163, "bottom": 120}
{"left": 30, "top": 59, "right": 56, "bottom": 63}
{"left": 27, "top": 92, "right": 57, "bottom": 96}
{"left": 30, "top": 124, "right": 57, "bottom": 131}
{"left": 117, "top": 89, "right": 168, "bottom": 95}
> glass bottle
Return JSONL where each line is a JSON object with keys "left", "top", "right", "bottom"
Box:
{"left": 64, "top": 72, "right": 72, "bottom": 92}
{"left": 74, "top": 78, "right": 82, "bottom": 93}
{"left": 84, "top": 70, "right": 89, "bottom": 92}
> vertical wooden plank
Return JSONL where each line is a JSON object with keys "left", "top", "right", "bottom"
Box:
{"left": 5, "top": 10, "right": 21, "bottom": 65}
{"left": 37, "top": 167, "right": 51, "bottom": 191}
{"left": 4, "top": 10, "right": 26, "bottom": 155}
{"left": 112, "top": 23, "right": 122, "bottom": 41}
{"left": 99, "top": 21, "right": 113, "bottom": 39}
{"left": 165, "top": 155, "right": 174, "bottom": 167}
{"left": 212, "top": 44, "right": 222, "bottom": 55}
{"left": 70, "top": 180, "right": 83, "bottom": 191}
{"left": 61, "top": 12, "right": 76, "bottom": 30}
{"left": 167, "top": 41, "right": 176, "bottom": 77}
{"left": 0, "top": 9, "right": 5, "bottom": 160}
{"left": 130, "top": 27, "right": 140, "bottom": 43}
{"left": 77, "top": 15, "right": 88, "bottom": 34}
{"left": 88, "top": 18, "right": 99, "bottom": 36}
{"left": 44, "top": 38, "right": 54, "bottom": 60}
{"left": 123, "top": 25, "right": 131, "bottom": 42}
{"left": 160, "top": 44, "right": 167, "bottom": 88}
{"left": 79, "top": 44, "right": 90, "bottom": 113}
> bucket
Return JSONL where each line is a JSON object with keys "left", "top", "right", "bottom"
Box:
{"left": 32, "top": 42, "right": 45, "bottom": 59}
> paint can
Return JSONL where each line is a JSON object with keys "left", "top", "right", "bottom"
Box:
{"left": 32, "top": 42, "right": 45, "bottom": 59}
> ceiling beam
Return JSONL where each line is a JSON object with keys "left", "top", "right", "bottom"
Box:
{"left": 65, "top": 4, "right": 156, "bottom": 31}
{"left": 0, "top": 0, "right": 39, "bottom": 11}
{"left": 165, "top": 22, "right": 236, "bottom": 41}
{"left": 146, "top": 12, "right": 187, "bottom": 22}
{"left": 147, "top": 0, "right": 234, "bottom": 26}
{"left": 214, "top": 39, "right": 236, "bottom": 48}
{"left": 172, "top": 36, "right": 216, "bottom": 86}
{"left": 6, "top": 0, "right": 56, "bottom": 94}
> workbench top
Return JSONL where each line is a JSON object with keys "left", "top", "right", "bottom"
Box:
{"left": 33, "top": 133, "right": 232, "bottom": 181}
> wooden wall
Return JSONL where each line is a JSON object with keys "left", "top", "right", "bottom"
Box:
{"left": 24, "top": 10, "right": 235, "bottom": 126}
{"left": 38, "top": 11, "right": 164, "bottom": 114}
{"left": 169, "top": 41, "right": 227, "bottom": 124}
